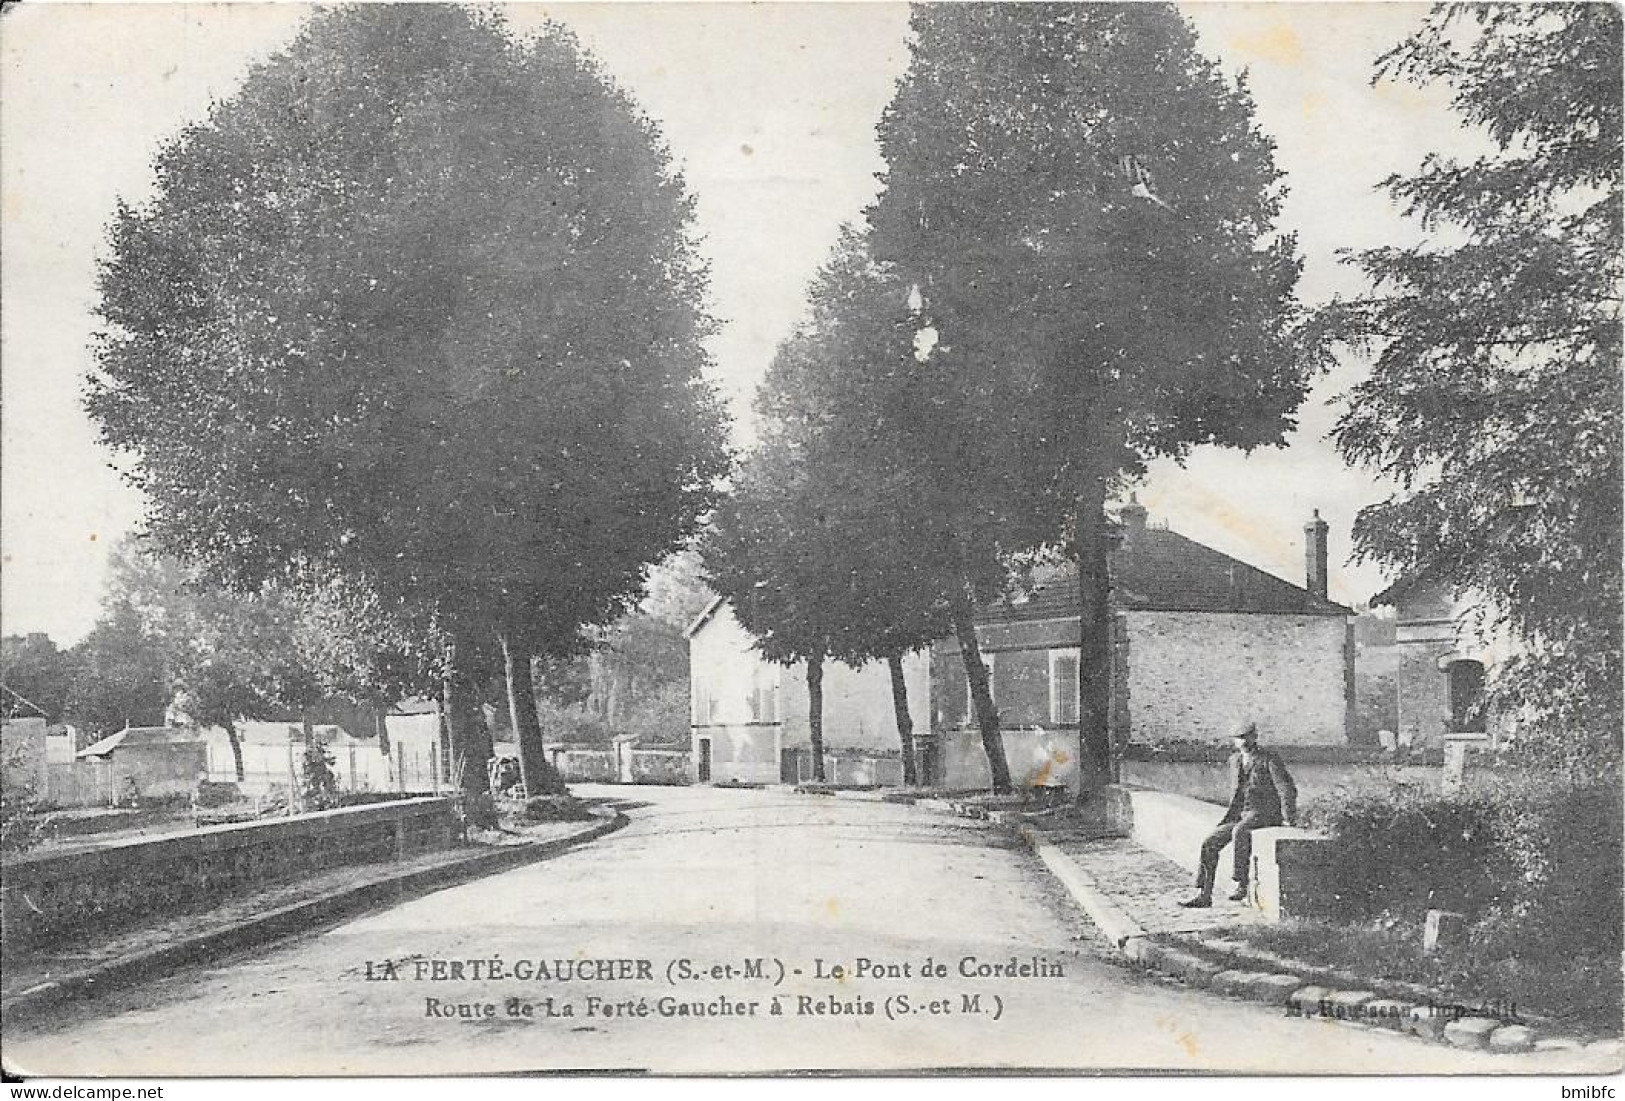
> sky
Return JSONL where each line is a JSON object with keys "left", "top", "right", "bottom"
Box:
{"left": 0, "top": 2, "right": 1488, "bottom": 645}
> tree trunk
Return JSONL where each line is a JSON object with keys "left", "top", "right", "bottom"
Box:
{"left": 806, "top": 655, "right": 827, "bottom": 782}
{"left": 299, "top": 713, "right": 317, "bottom": 813}
{"left": 947, "top": 552, "right": 1012, "bottom": 793}
{"left": 887, "top": 653, "right": 918, "bottom": 786}
{"left": 442, "top": 663, "right": 497, "bottom": 827}
{"left": 1076, "top": 473, "right": 1114, "bottom": 796}
{"left": 500, "top": 630, "right": 566, "bottom": 796}
{"left": 436, "top": 685, "right": 454, "bottom": 788}
{"left": 223, "top": 719, "right": 245, "bottom": 782}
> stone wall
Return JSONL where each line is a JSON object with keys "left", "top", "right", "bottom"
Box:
{"left": 790, "top": 751, "right": 904, "bottom": 787}
{"left": 1121, "top": 610, "right": 1349, "bottom": 745}
{"left": 1120, "top": 758, "right": 1444, "bottom": 806}
{"left": 547, "top": 747, "right": 617, "bottom": 783}
{"left": 0, "top": 797, "right": 458, "bottom": 948}
{"left": 933, "top": 726, "right": 1079, "bottom": 792}
{"left": 205, "top": 738, "right": 408, "bottom": 796}
{"left": 1102, "top": 786, "right": 1339, "bottom": 923}
{"left": 628, "top": 749, "right": 691, "bottom": 785}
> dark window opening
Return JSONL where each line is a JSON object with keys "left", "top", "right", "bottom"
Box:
{"left": 1447, "top": 660, "right": 1486, "bottom": 734}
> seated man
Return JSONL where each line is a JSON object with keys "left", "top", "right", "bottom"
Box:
{"left": 1180, "top": 722, "right": 1297, "bottom": 908}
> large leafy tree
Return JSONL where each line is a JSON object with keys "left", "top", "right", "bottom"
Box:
{"left": 1322, "top": 5, "right": 1622, "bottom": 774}
{"left": 702, "top": 420, "right": 859, "bottom": 783}
{"left": 86, "top": 6, "right": 728, "bottom": 804}
{"left": 64, "top": 569, "right": 172, "bottom": 739}
{"left": 755, "top": 231, "right": 978, "bottom": 787}
{"left": 1, "top": 634, "right": 78, "bottom": 724}
{"left": 80, "top": 540, "right": 437, "bottom": 782}
{"left": 868, "top": 3, "right": 1317, "bottom": 790}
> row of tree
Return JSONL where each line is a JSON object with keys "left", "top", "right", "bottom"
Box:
{"left": 57, "top": 3, "right": 1621, "bottom": 803}
{"left": 2, "top": 542, "right": 428, "bottom": 781}
{"left": 2, "top": 540, "right": 706, "bottom": 779}
{"left": 80, "top": 7, "right": 732, "bottom": 817}
{"left": 703, "top": 4, "right": 1318, "bottom": 791}
{"left": 704, "top": 3, "right": 1620, "bottom": 789}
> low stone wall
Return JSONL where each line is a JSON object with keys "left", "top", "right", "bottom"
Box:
{"left": 1120, "top": 758, "right": 1444, "bottom": 806}
{"left": 1, "top": 797, "right": 458, "bottom": 948}
{"left": 628, "top": 749, "right": 691, "bottom": 785}
{"left": 819, "top": 754, "right": 904, "bottom": 787}
{"left": 1248, "top": 827, "right": 1341, "bottom": 922}
{"left": 1104, "top": 785, "right": 1337, "bottom": 924}
{"left": 1107, "top": 787, "right": 1218, "bottom": 875}
{"left": 934, "top": 726, "right": 1078, "bottom": 793}
{"left": 548, "top": 748, "right": 617, "bottom": 784}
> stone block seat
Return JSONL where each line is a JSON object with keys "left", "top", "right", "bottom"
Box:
{"left": 1247, "top": 826, "right": 1340, "bottom": 922}
{"left": 1106, "top": 785, "right": 1338, "bottom": 923}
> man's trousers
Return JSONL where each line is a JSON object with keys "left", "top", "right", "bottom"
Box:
{"left": 1194, "top": 811, "right": 1280, "bottom": 894}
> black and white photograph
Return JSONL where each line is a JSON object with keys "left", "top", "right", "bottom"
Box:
{"left": 1, "top": 0, "right": 1620, "bottom": 1080}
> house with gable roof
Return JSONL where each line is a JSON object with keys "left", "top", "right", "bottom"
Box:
{"left": 926, "top": 499, "right": 1354, "bottom": 789}
{"left": 687, "top": 499, "right": 1354, "bottom": 789}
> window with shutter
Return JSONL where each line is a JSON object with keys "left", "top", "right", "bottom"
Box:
{"left": 1050, "top": 649, "right": 1080, "bottom": 724}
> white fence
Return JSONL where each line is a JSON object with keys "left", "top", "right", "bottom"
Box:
{"left": 205, "top": 739, "right": 444, "bottom": 795}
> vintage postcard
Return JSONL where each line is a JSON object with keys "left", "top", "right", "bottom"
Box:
{"left": 2, "top": 0, "right": 1620, "bottom": 1081}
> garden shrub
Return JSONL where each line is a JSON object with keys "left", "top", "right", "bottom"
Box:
{"left": 1305, "top": 774, "right": 1623, "bottom": 972}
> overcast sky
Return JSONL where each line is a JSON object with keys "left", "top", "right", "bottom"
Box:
{"left": 1, "top": 2, "right": 1485, "bottom": 644}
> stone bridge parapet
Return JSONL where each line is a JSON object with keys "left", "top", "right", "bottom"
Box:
{"left": 1, "top": 797, "right": 458, "bottom": 948}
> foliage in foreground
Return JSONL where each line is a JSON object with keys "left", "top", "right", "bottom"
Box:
{"left": 1321, "top": 4, "right": 1623, "bottom": 774}
{"left": 1300, "top": 776, "right": 1622, "bottom": 1023}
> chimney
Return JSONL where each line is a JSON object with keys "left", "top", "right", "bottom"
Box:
{"left": 1305, "top": 509, "right": 1329, "bottom": 599}
{"left": 1119, "top": 493, "right": 1148, "bottom": 535}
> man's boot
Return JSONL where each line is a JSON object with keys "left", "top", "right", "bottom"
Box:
{"left": 1179, "top": 892, "right": 1212, "bottom": 908}
{"left": 1227, "top": 884, "right": 1249, "bottom": 902}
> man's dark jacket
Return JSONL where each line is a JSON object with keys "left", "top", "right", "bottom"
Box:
{"left": 1220, "top": 748, "right": 1298, "bottom": 826}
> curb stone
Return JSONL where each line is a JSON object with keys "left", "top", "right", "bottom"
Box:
{"left": 1243, "top": 973, "right": 1305, "bottom": 1004}
{"left": 1019, "top": 826, "right": 1145, "bottom": 949}
{"left": 1407, "top": 1006, "right": 1447, "bottom": 1041}
{"left": 1323, "top": 989, "right": 1376, "bottom": 1016}
{"left": 1211, "top": 970, "right": 1266, "bottom": 997}
{"left": 1153, "top": 947, "right": 1223, "bottom": 986}
{"left": 1288, "top": 985, "right": 1335, "bottom": 1014}
{"left": 1007, "top": 819, "right": 1614, "bottom": 1057}
{"left": 1, "top": 811, "right": 627, "bottom": 1021}
{"left": 1444, "top": 1016, "right": 1502, "bottom": 1050}
{"left": 1489, "top": 1025, "right": 1535, "bottom": 1053}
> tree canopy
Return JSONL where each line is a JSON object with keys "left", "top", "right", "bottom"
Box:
{"left": 2, "top": 634, "right": 76, "bottom": 724}
{"left": 865, "top": 3, "right": 1318, "bottom": 785}
{"left": 86, "top": 6, "right": 729, "bottom": 798}
{"left": 1322, "top": 4, "right": 1623, "bottom": 773}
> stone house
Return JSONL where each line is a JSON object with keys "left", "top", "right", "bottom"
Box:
{"left": 71, "top": 725, "right": 209, "bottom": 803}
{"left": 1368, "top": 576, "right": 1513, "bottom": 751}
{"left": 687, "top": 502, "right": 1353, "bottom": 790}
{"left": 928, "top": 501, "right": 1354, "bottom": 789}
{"left": 684, "top": 597, "right": 929, "bottom": 785}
